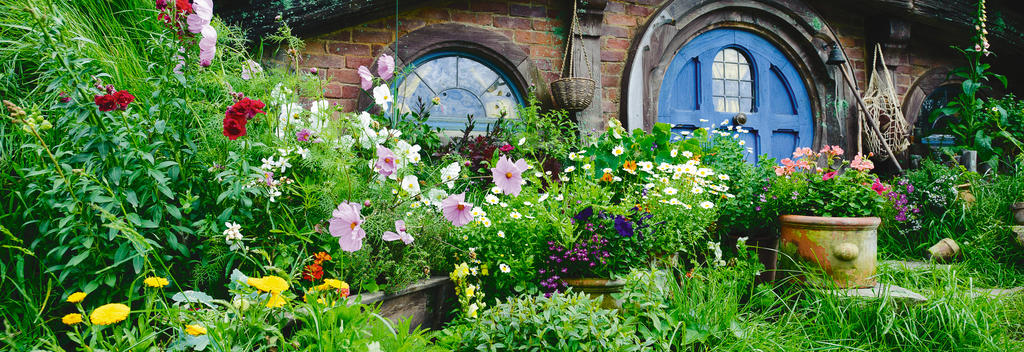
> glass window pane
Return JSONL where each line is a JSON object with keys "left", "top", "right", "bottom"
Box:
{"left": 725, "top": 98, "right": 740, "bottom": 113}
{"left": 740, "top": 98, "right": 752, "bottom": 112}
{"left": 739, "top": 65, "right": 750, "bottom": 80}
{"left": 725, "top": 80, "right": 738, "bottom": 96}
{"left": 711, "top": 48, "right": 754, "bottom": 113}
{"left": 712, "top": 79, "right": 724, "bottom": 96}
{"left": 396, "top": 54, "right": 520, "bottom": 130}
{"left": 724, "top": 49, "right": 737, "bottom": 62}
{"left": 458, "top": 57, "right": 500, "bottom": 96}
{"left": 740, "top": 81, "right": 752, "bottom": 98}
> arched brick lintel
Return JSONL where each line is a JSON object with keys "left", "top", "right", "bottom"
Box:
{"left": 622, "top": 0, "right": 860, "bottom": 150}
{"left": 357, "top": 23, "right": 548, "bottom": 112}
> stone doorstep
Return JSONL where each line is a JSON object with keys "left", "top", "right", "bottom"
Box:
{"left": 816, "top": 283, "right": 929, "bottom": 304}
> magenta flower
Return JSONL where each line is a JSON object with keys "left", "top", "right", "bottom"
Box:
{"left": 499, "top": 144, "right": 514, "bottom": 152}
{"left": 490, "top": 155, "right": 528, "bottom": 196}
{"left": 871, "top": 179, "right": 888, "bottom": 195}
{"left": 296, "top": 128, "right": 311, "bottom": 142}
{"left": 358, "top": 66, "right": 373, "bottom": 90}
{"left": 328, "top": 202, "right": 366, "bottom": 252}
{"left": 382, "top": 220, "right": 414, "bottom": 245}
{"left": 822, "top": 171, "right": 837, "bottom": 181}
{"left": 377, "top": 54, "right": 395, "bottom": 81}
{"left": 441, "top": 193, "right": 474, "bottom": 227}
{"left": 374, "top": 145, "right": 398, "bottom": 177}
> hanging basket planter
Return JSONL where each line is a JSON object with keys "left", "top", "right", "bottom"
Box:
{"left": 550, "top": 0, "right": 595, "bottom": 112}
{"left": 551, "top": 77, "right": 595, "bottom": 111}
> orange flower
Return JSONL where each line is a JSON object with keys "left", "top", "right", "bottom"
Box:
{"left": 600, "top": 172, "right": 614, "bottom": 182}
{"left": 313, "top": 251, "right": 332, "bottom": 265}
{"left": 622, "top": 160, "right": 637, "bottom": 174}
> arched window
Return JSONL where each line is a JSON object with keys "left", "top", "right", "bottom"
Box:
{"left": 916, "top": 84, "right": 960, "bottom": 134}
{"left": 395, "top": 52, "right": 523, "bottom": 130}
{"left": 711, "top": 48, "right": 754, "bottom": 113}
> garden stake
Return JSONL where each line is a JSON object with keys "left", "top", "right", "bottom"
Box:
{"left": 836, "top": 60, "right": 904, "bottom": 173}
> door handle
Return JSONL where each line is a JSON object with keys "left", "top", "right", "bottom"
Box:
{"left": 732, "top": 113, "right": 747, "bottom": 126}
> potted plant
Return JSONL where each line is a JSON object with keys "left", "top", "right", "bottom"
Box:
{"left": 766, "top": 147, "right": 888, "bottom": 288}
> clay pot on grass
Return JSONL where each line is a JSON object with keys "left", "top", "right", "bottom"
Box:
{"left": 778, "top": 215, "right": 879, "bottom": 288}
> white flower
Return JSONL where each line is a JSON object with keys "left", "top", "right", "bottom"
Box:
{"left": 497, "top": 231, "right": 506, "bottom": 238}
{"left": 367, "top": 341, "right": 383, "bottom": 352}
{"left": 440, "top": 162, "right": 461, "bottom": 188}
{"left": 491, "top": 186, "right": 502, "bottom": 194}
{"left": 682, "top": 164, "right": 697, "bottom": 174}
{"left": 223, "top": 222, "right": 243, "bottom": 242}
{"left": 471, "top": 206, "right": 487, "bottom": 218}
{"left": 499, "top": 263, "right": 511, "bottom": 273}
{"left": 669, "top": 198, "right": 682, "bottom": 205}
{"left": 401, "top": 175, "right": 420, "bottom": 195}
{"left": 467, "top": 303, "right": 479, "bottom": 318}
{"left": 737, "top": 237, "right": 749, "bottom": 247}
{"left": 659, "top": 177, "right": 669, "bottom": 184}
{"left": 692, "top": 186, "right": 705, "bottom": 194}
{"left": 682, "top": 203, "right": 692, "bottom": 209}
{"left": 638, "top": 161, "right": 654, "bottom": 173}
{"left": 499, "top": 202, "right": 509, "bottom": 208}
{"left": 517, "top": 137, "right": 526, "bottom": 146}
{"left": 308, "top": 100, "right": 331, "bottom": 134}
{"left": 612, "top": 145, "right": 624, "bottom": 156}
{"left": 699, "top": 201, "right": 714, "bottom": 209}
{"left": 427, "top": 188, "right": 449, "bottom": 207}
{"left": 555, "top": 194, "right": 564, "bottom": 201}
{"left": 718, "top": 174, "right": 730, "bottom": 181}
{"left": 696, "top": 168, "right": 713, "bottom": 178}
{"left": 477, "top": 217, "right": 492, "bottom": 227}
{"left": 582, "top": 164, "right": 592, "bottom": 170}
{"left": 270, "top": 83, "right": 293, "bottom": 105}
{"left": 277, "top": 103, "right": 305, "bottom": 138}
{"left": 394, "top": 140, "right": 422, "bottom": 167}
{"left": 664, "top": 187, "right": 678, "bottom": 195}
{"left": 509, "top": 211, "right": 522, "bottom": 219}
{"left": 485, "top": 194, "right": 500, "bottom": 205}
{"left": 372, "top": 85, "right": 393, "bottom": 111}
{"left": 564, "top": 166, "right": 576, "bottom": 173}
{"left": 538, "top": 193, "right": 549, "bottom": 202}
{"left": 569, "top": 152, "right": 579, "bottom": 160}
{"left": 670, "top": 148, "right": 678, "bottom": 157}
{"left": 295, "top": 146, "right": 310, "bottom": 160}
{"left": 682, "top": 151, "right": 693, "bottom": 158}
{"left": 534, "top": 171, "right": 544, "bottom": 178}
{"left": 739, "top": 140, "right": 746, "bottom": 146}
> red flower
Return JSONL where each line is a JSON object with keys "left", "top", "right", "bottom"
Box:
{"left": 302, "top": 264, "right": 324, "bottom": 282}
{"left": 499, "top": 144, "right": 514, "bottom": 152}
{"left": 222, "top": 116, "right": 246, "bottom": 140}
{"left": 94, "top": 94, "right": 117, "bottom": 111}
{"left": 113, "top": 90, "right": 134, "bottom": 110}
{"left": 871, "top": 178, "right": 888, "bottom": 195}
{"left": 175, "top": 0, "right": 192, "bottom": 14}
{"left": 822, "top": 171, "right": 837, "bottom": 181}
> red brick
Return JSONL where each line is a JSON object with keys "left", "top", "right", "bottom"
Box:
{"left": 304, "top": 40, "right": 329, "bottom": 54}
{"left": 346, "top": 56, "right": 374, "bottom": 69}
{"left": 534, "top": 58, "right": 554, "bottom": 71}
{"left": 601, "top": 49, "right": 626, "bottom": 62}
{"left": 352, "top": 29, "right": 394, "bottom": 44}
{"left": 605, "top": 2, "right": 626, "bottom": 13}
{"left": 322, "top": 29, "right": 351, "bottom": 42}
{"left": 625, "top": 4, "right": 654, "bottom": 17}
{"left": 341, "top": 84, "right": 361, "bottom": 99}
{"left": 530, "top": 45, "right": 562, "bottom": 58}
{"left": 601, "top": 62, "right": 624, "bottom": 76}
{"left": 494, "top": 16, "right": 532, "bottom": 30}
{"left": 397, "top": 18, "right": 426, "bottom": 32}
{"left": 418, "top": 8, "right": 451, "bottom": 21}
{"left": 515, "top": 30, "right": 555, "bottom": 45}
{"left": 452, "top": 11, "right": 492, "bottom": 26}
{"left": 542, "top": 71, "right": 561, "bottom": 83}
{"left": 604, "top": 88, "right": 620, "bottom": 102}
{"left": 533, "top": 18, "right": 559, "bottom": 31}
{"left": 605, "top": 13, "right": 637, "bottom": 27}
{"left": 327, "top": 42, "right": 370, "bottom": 56}
{"left": 299, "top": 54, "right": 345, "bottom": 68}
{"left": 338, "top": 99, "right": 357, "bottom": 112}
{"left": 324, "top": 83, "right": 344, "bottom": 99}
{"left": 603, "top": 75, "right": 620, "bottom": 87}
{"left": 510, "top": 4, "right": 546, "bottom": 17}
{"left": 327, "top": 68, "right": 360, "bottom": 85}
{"left": 602, "top": 100, "right": 617, "bottom": 112}
{"left": 471, "top": 2, "right": 507, "bottom": 14}
{"left": 603, "top": 25, "right": 630, "bottom": 38}
{"left": 604, "top": 37, "right": 630, "bottom": 51}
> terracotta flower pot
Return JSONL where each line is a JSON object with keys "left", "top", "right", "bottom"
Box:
{"left": 564, "top": 277, "right": 625, "bottom": 309}
{"left": 778, "top": 215, "right": 880, "bottom": 288}
{"left": 927, "top": 238, "right": 961, "bottom": 263}
{"left": 1010, "top": 202, "right": 1024, "bottom": 225}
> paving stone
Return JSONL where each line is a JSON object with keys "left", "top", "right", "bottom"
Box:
{"left": 880, "top": 260, "right": 951, "bottom": 271}
{"left": 816, "top": 283, "right": 928, "bottom": 304}
{"left": 967, "top": 286, "right": 1023, "bottom": 299}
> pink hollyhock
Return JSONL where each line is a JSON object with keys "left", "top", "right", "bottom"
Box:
{"left": 822, "top": 171, "right": 837, "bottom": 181}
{"left": 441, "top": 193, "right": 474, "bottom": 227}
{"left": 490, "top": 155, "right": 527, "bottom": 196}
{"left": 871, "top": 179, "right": 888, "bottom": 195}
{"left": 328, "top": 202, "right": 366, "bottom": 252}
{"left": 374, "top": 145, "right": 398, "bottom": 177}
{"left": 382, "top": 220, "right": 414, "bottom": 245}
{"left": 377, "top": 54, "right": 395, "bottom": 80}
{"left": 358, "top": 66, "right": 373, "bottom": 90}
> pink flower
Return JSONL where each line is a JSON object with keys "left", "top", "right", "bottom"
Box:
{"left": 382, "top": 220, "right": 414, "bottom": 245}
{"left": 792, "top": 147, "right": 814, "bottom": 158}
{"left": 358, "top": 66, "right": 373, "bottom": 90}
{"left": 328, "top": 202, "right": 366, "bottom": 252}
{"left": 490, "top": 155, "right": 527, "bottom": 196}
{"left": 374, "top": 145, "right": 398, "bottom": 177}
{"left": 296, "top": 128, "right": 311, "bottom": 142}
{"left": 831, "top": 146, "right": 844, "bottom": 156}
{"left": 796, "top": 159, "right": 811, "bottom": 170}
{"left": 441, "top": 193, "right": 474, "bottom": 227}
{"left": 822, "top": 171, "right": 837, "bottom": 181}
{"left": 850, "top": 154, "right": 874, "bottom": 171}
{"left": 377, "top": 54, "right": 395, "bottom": 81}
{"left": 781, "top": 158, "right": 795, "bottom": 168}
{"left": 871, "top": 179, "right": 888, "bottom": 195}
{"left": 499, "top": 144, "right": 514, "bottom": 152}
{"left": 774, "top": 167, "right": 787, "bottom": 177}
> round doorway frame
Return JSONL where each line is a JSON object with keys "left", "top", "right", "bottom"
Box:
{"left": 621, "top": 0, "right": 859, "bottom": 150}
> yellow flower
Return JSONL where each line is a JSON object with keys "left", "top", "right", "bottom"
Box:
{"left": 467, "top": 303, "right": 479, "bottom": 318}
{"left": 185, "top": 324, "right": 207, "bottom": 336}
{"left": 465, "top": 284, "right": 476, "bottom": 298}
{"left": 62, "top": 313, "right": 83, "bottom": 325}
{"left": 450, "top": 263, "right": 470, "bottom": 280}
{"left": 265, "top": 293, "right": 286, "bottom": 308}
{"left": 247, "top": 276, "right": 289, "bottom": 293}
{"left": 67, "top": 292, "right": 87, "bottom": 304}
{"left": 89, "top": 303, "right": 130, "bottom": 325}
{"left": 144, "top": 276, "right": 169, "bottom": 288}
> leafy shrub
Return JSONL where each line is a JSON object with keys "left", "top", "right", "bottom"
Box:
{"left": 436, "top": 292, "right": 640, "bottom": 351}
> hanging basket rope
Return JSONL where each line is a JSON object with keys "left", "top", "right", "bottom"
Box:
{"left": 551, "top": 0, "right": 595, "bottom": 111}
{"left": 859, "top": 44, "right": 910, "bottom": 160}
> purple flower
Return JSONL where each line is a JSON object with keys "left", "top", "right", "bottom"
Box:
{"left": 358, "top": 66, "right": 373, "bottom": 90}
{"left": 377, "top": 54, "right": 395, "bottom": 80}
{"left": 573, "top": 206, "right": 594, "bottom": 222}
{"left": 441, "top": 193, "right": 474, "bottom": 227}
{"left": 490, "top": 155, "right": 527, "bottom": 196}
{"left": 296, "top": 128, "right": 311, "bottom": 142}
{"left": 614, "top": 215, "right": 633, "bottom": 237}
{"left": 328, "top": 202, "right": 366, "bottom": 252}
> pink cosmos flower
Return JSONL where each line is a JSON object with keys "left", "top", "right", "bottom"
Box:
{"left": 374, "top": 145, "right": 398, "bottom": 177}
{"left": 490, "top": 155, "right": 528, "bottom": 196}
{"left": 850, "top": 154, "right": 874, "bottom": 171}
{"left": 296, "top": 128, "right": 311, "bottom": 142}
{"left": 382, "top": 220, "right": 414, "bottom": 245}
{"left": 377, "top": 54, "right": 395, "bottom": 81}
{"left": 328, "top": 202, "right": 366, "bottom": 252}
{"left": 358, "top": 66, "right": 373, "bottom": 90}
{"left": 871, "top": 179, "right": 888, "bottom": 195}
{"left": 822, "top": 171, "right": 837, "bottom": 181}
{"left": 441, "top": 193, "right": 474, "bottom": 227}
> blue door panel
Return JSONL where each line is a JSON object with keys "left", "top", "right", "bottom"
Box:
{"left": 658, "top": 28, "right": 813, "bottom": 163}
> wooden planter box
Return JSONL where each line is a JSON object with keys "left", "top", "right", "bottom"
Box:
{"left": 359, "top": 276, "right": 454, "bottom": 331}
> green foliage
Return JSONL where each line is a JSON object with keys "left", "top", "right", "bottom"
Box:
{"left": 436, "top": 292, "right": 641, "bottom": 351}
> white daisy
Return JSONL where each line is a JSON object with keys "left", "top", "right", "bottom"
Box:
{"left": 564, "top": 166, "right": 576, "bottom": 173}
{"left": 699, "top": 201, "right": 714, "bottom": 209}
{"left": 499, "top": 263, "right": 511, "bottom": 273}
{"left": 682, "top": 151, "right": 694, "bottom": 158}
{"left": 497, "top": 231, "right": 506, "bottom": 238}
{"left": 612, "top": 146, "right": 624, "bottom": 156}
{"left": 510, "top": 211, "right": 522, "bottom": 219}
{"left": 664, "top": 187, "right": 679, "bottom": 195}
{"left": 486, "top": 194, "right": 500, "bottom": 205}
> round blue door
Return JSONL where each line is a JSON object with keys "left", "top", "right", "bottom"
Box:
{"left": 658, "top": 28, "right": 813, "bottom": 163}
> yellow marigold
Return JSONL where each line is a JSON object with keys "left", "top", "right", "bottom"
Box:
{"left": 62, "top": 313, "right": 83, "bottom": 325}
{"left": 315, "top": 279, "right": 347, "bottom": 291}
{"left": 247, "top": 276, "right": 289, "bottom": 294}
{"left": 184, "top": 324, "right": 207, "bottom": 336}
{"left": 143, "top": 276, "right": 170, "bottom": 288}
{"left": 67, "top": 292, "right": 87, "bottom": 304}
{"left": 265, "top": 293, "right": 286, "bottom": 308}
{"left": 89, "top": 303, "right": 130, "bottom": 325}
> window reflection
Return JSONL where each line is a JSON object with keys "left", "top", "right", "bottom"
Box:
{"left": 712, "top": 48, "right": 754, "bottom": 113}
{"left": 396, "top": 54, "right": 520, "bottom": 130}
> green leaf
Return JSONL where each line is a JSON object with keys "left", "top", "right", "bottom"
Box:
{"left": 67, "top": 251, "right": 90, "bottom": 267}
